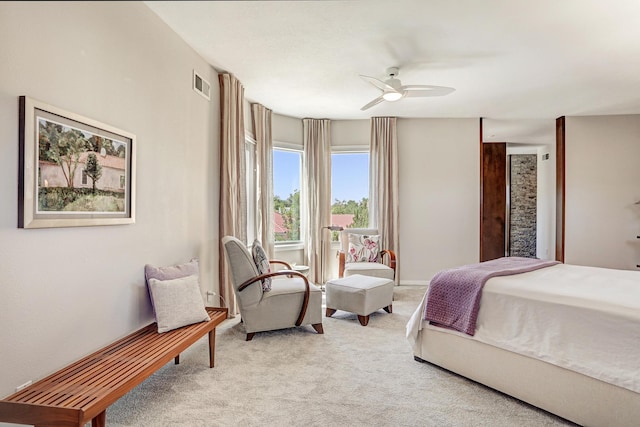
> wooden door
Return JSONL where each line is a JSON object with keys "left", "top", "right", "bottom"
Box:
{"left": 480, "top": 142, "right": 506, "bottom": 261}
{"left": 555, "top": 117, "right": 565, "bottom": 262}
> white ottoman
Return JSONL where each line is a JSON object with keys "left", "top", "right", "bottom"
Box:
{"left": 325, "top": 274, "right": 394, "bottom": 326}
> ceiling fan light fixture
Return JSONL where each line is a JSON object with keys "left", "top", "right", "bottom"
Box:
{"left": 382, "top": 90, "right": 403, "bottom": 101}
{"left": 359, "top": 67, "right": 454, "bottom": 111}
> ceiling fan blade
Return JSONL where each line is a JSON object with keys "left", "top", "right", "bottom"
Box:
{"left": 360, "top": 75, "right": 396, "bottom": 92}
{"left": 402, "top": 85, "right": 456, "bottom": 97}
{"left": 360, "top": 96, "right": 385, "bottom": 111}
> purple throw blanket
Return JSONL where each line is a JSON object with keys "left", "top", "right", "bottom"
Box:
{"left": 423, "top": 257, "right": 560, "bottom": 335}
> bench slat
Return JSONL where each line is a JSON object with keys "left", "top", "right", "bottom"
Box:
{"left": 0, "top": 307, "right": 227, "bottom": 426}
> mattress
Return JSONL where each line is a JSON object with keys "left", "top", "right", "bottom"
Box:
{"left": 407, "top": 263, "right": 640, "bottom": 393}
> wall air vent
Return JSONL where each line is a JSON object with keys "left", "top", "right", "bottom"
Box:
{"left": 193, "top": 70, "right": 210, "bottom": 101}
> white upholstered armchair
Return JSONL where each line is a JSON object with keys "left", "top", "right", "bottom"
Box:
{"left": 221, "top": 236, "right": 324, "bottom": 341}
{"left": 338, "top": 228, "right": 397, "bottom": 281}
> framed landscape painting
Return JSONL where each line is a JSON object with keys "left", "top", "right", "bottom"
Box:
{"left": 18, "top": 96, "right": 136, "bottom": 228}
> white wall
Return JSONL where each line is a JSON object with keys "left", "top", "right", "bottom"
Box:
{"left": 272, "top": 113, "right": 303, "bottom": 145}
{"left": 537, "top": 144, "right": 556, "bottom": 260}
{"left": 332, "top": 120, "right": 369, "bottom": 148}
{"left": 398, "top": 119, "right": 480, "bottom": 283}
{"left": 0, "top": 2, "right": 219, "bottom": 399}
{"left": 565, "top": 115, "right": 640, "bottom": 269}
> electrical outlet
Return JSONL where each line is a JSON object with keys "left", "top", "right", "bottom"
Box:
{"left": 16, "top": 380, "right": 32, "bottom": 392}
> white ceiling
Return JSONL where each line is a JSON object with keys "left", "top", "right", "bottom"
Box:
{"left": 145, "top": 0, "right": 640, "bottom": 144}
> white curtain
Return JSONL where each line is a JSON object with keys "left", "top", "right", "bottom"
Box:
{"left": 251, "top": 103, "right": 274, "bottom": 257}
{"left": 370, "top": 117, "right": 400, "bottom": 283}
{"left": 303, "top": 118, "right": 332, "bottom": 285}
{"left": 218, "top": 73, "right": 246, "bottom": 316}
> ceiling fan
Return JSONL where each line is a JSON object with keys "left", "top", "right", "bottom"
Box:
{"left": 359, "top": 67, "right": 455, "bottom": 111}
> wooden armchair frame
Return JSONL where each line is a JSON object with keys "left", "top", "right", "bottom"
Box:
{"left": 238, "top": 269, "right": 311, "bottom": 327}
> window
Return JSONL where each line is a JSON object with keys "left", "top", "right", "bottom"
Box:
{"left": 331, "top": 152, "right": 369, "bottom": 241}
{"left": 82, "top": 170, "right": 88, "bottom": 185}
{"left": 272, "top": 148, "right": 302, "bottom": 243}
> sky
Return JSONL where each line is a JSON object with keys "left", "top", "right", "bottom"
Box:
{"left": 272, "top": 151, "right": 369, "bottom": 202}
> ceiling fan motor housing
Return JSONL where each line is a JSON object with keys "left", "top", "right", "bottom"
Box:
{"left": 386, "top": 66, "right": 399, "bottom": 77}
{"left": 383, "top": 68, "right": 403, "bottom": 100}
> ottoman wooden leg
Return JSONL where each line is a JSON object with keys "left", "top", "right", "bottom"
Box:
{"left": 326, "top": 308, "right": 336, "bottom": 317}
{"left": 357, "top": 315, "right": 369, "bottom": 326}
{"left": 383, "top": 304, "right": 393, "bottom": 314}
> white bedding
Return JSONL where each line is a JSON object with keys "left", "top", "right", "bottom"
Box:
{"left": 407, "top": 263, "right": 640, "bottom": 393}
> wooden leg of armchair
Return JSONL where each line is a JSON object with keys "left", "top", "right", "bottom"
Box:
{"left": 311, "top": 323, "right": 324, "bottom": 334}
{"left": 246, "top": 333, "right": 255, "bottom": 341}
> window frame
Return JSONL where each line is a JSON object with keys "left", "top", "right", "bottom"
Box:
{"left": 330, "top": 147, "right": 371, "bottom": 243}
{"left": 272, "top": 142, "right": 304, "bottom": 247}
{"left": 245, "top": 133, "right": 257, "bottom": 246}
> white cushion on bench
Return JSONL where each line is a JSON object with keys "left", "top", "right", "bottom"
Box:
{"left": 148, "top": 274, "right": 209, "bottom": 333}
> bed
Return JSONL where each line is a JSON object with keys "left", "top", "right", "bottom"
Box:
{"left": 406, "top": 258, "right": 640, "bottom": 427}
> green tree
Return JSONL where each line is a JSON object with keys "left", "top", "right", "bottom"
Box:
{"left": 54, "top": 129, "right": 87, "bottom": 188}
{"left": 273, "top": 195, "right": 287, "bottom": 214}
{"left": 86, "top": 135, "right": 104, "bottom": 153}
{"left": 273, "top": 190, "right": 301, "bottom": 241}
{"left": 101, "top": 139, "right": 117, "bottom": 156}
{"left": 331, "top": 197, "right": 368, "bottom": 227}
{"left": 40, "top": 122, "right": 87, "bottom": 188}
{"left": 84, "top": 153, "right": 103, "bottom": 193}
{"left": 38, "top": 120, "right": 63, "bottom": 163}
{"left": 351, "top": 197, "right": 369, "bottom": 228}
{"left": 329, "top": 197, "right": 369, "bottom": 240}
{"left": 285, "top": 190, "right": 301, "bottom": 240}
{"left": 273, "top": 193, "right": 367, "bottom": 242}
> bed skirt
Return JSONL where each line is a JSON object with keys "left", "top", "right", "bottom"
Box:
{"left": 413, "top": 326, "right": 640, "bottom": 427}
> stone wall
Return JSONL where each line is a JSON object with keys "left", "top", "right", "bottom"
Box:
{"left": 509, "top": 155, "right": 537, "bottom": 257}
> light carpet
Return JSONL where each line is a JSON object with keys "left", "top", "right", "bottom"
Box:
{"left": 108, "top": 286, "right": 574, "bottom": 426}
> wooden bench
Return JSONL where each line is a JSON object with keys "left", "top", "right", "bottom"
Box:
{"left": 0, "top": 306, "right": 228, "bottom": 427}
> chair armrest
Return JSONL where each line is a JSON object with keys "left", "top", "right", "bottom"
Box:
{"left": 269, "top": 260, "right": 292, "bottom": 270}
{"left": 338, "top": 250, "right": 346, "bottom": 278}
{"left": 238, "top": 270, "right": 310, "bottom": 326}
{"left": 380, "top": 249, "right": 397, "bottom": 276}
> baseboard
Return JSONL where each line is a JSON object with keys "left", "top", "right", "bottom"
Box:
{"left": 399, "top": 280, "right": 430, "bottom": 286}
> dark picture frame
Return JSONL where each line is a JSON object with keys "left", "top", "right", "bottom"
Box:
{"left": 18, "top": 96, "right": 136, "bottom": 228}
